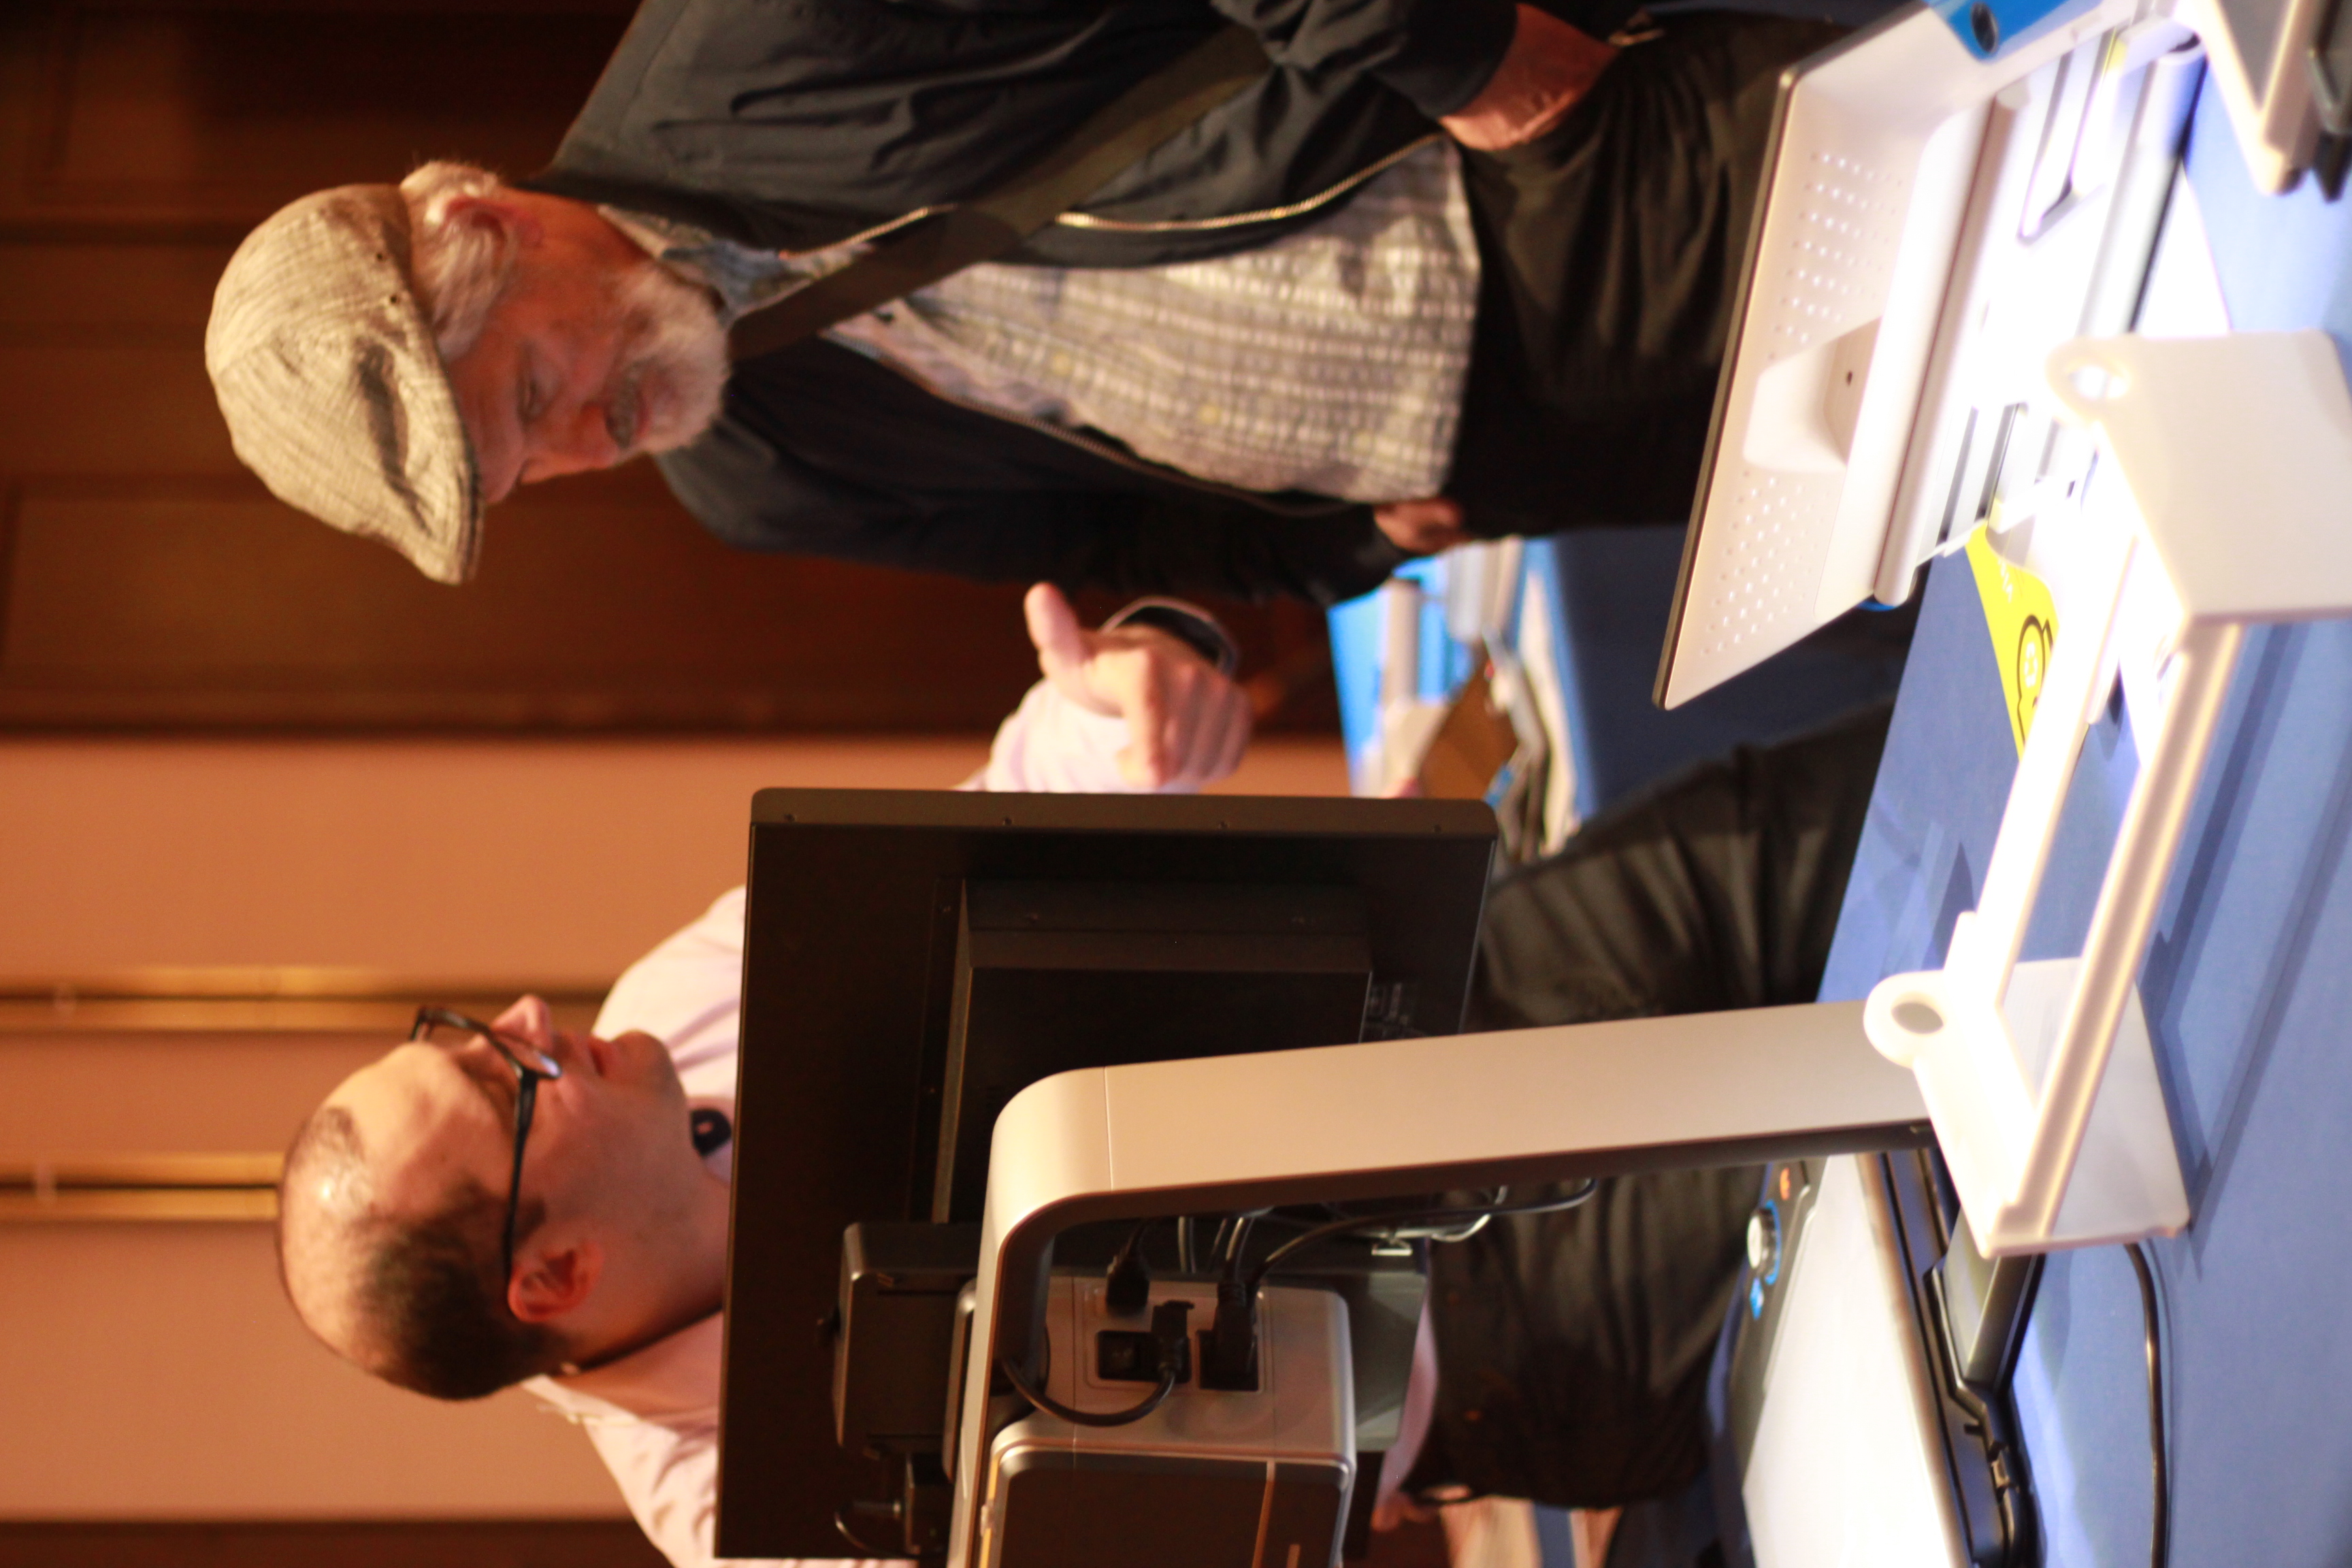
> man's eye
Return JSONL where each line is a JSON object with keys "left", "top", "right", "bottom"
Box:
{"left": 517, "top": 354, "right": 549, "bottom": 427}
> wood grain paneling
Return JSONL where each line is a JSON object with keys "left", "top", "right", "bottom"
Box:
{"left": 0, "top": 348, "right": 233, "bottom": 473}
{"left": 3, "top": 1, "right": 636, "bottom": 235}
{"left": 0, "top": 240, "right": 232, "bottom": 334}
{"left": 0, "top": 475, "right": 1050, "bottom": 728}
{"left": 0, "top": 1224, "right": 631, "bottom": 1516}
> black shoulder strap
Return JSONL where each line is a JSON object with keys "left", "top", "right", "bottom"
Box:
{"left": 727, "top": 23, "right": 1267, "bottom": 363}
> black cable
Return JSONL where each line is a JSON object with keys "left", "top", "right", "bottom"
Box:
{"left": 832, "top": 1505, "right": 900, "bottom": 1556}
{"left": 1200, "top": 1211, "right": 1267, "bottom": 1388}
{"left": 1246, "top": 1181, "right": 1600, "bottom": 1294}
{"left": 1105, "top": 1218, "right": 1156, "bottom": 1313}
{"left": 1220, "top": 1211, "right": 1262, "bottom": 1272}
{"left": 2125, "top": 1241, "right": 2169, "bottom": 1568}
{"left": 1108, "top": 1218, "right": 1155, "bottom": 1271}
{"left": 999, "top": 1353, "right": 1177, "bottom": 1428}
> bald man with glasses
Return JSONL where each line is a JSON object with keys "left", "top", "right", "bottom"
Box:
{"left": 276, "top": 585, "right": 1253, "bottom": 1407}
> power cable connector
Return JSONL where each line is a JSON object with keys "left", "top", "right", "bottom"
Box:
{"left": 1201, "top": 1273, "right": 1260, "bottom": 1391}
{"left": 1149, "top": 1297, "right": 1194, "bottom": 1382}
{"left": 1105, "top": 1220, "right": 1154, "bottom": 1316}
{"left": 1199, "top": 1214, "right": 1263, "bottom": 1391}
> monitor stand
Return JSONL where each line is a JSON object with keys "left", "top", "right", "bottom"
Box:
{"left": 941, "top": 998, "right": 1934, "bottom": 1568}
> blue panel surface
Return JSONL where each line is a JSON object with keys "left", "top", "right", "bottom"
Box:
{"left": 1529, "top": 529, "right": 1911, "bottom": 818}
{"left": 1325, "top": 585, "right": 1387, "bottom": 791}
{"left": 1331, "top": 534, "right": 1907, "bottom": 812}
{"left": 2183, "top": 78, "right": 2352, "bottom": 366}
{"left": 1929, "top": 0, "right": 2095, "bottom": 59}
{"left": 1827, "top": 567, "right": 2352, "bottom": 1567}
{"left": 1767, "top": 65, "right": 2352, "bottom": 1568}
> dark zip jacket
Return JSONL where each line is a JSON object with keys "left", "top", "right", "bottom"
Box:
{"left": 525, "top": 0, "right": 1521, "bottom": 604}
{"left": 532, "top": 0, "right": 1515, "bottom": 266}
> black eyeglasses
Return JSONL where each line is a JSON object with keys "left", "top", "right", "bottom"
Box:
{"left": 410, "top": 1006, "right": 565, "bottom": 1292}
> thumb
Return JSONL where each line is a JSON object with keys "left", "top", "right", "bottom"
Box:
{"left": 1023, "top": 583, "right": 1092, "bottom": 683}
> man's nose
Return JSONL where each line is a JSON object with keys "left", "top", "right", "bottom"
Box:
{"left": 491, "top": 995, "right": 560, "bottom": 1061}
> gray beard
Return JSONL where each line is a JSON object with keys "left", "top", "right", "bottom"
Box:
{"left": 612, "top": 260, "right": 730, "bottom": 454}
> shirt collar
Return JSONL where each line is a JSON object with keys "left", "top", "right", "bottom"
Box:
{"left": 525, "top": 1307, "right": 726, "bottom": 1426}
{"left": 599, "top": 205, "right": 866, "bottom": 326}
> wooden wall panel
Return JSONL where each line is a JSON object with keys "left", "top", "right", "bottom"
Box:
{"left": 0, "top": 348, "right": 233, "bottom": 474}
{"left": 0, "top": 476, "right": 1054, "bottom": 728}
{"left": 3, "top": 1, "right": 637, "bottom": 234}
{"left": 0, "top": 0, "right": 1342, "bottom": 734}
{"left": 0, "top": 1030, "right": 387, "bottom": 1155}
{"left": 0, "top": 1223, "right": 630, "bottom": 1516}
{"left": 0, "top": 240, "right": 232, "bottom": 331}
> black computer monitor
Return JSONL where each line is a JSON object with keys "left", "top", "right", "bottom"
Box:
{"left": 716, "top": 787, "right": 1495, "bottom": 1558}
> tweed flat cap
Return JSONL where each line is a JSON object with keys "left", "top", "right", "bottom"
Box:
{"left": 206, "top": 184, "right": 481, "bottom": 585}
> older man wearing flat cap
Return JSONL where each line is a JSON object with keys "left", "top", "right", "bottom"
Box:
{"left": 206, "top": 0, "right": 1850, "bottom": 603}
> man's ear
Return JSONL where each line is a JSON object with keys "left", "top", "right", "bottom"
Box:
{"left": 440, "top": 193, "right": 545, "bottom": 249}
{"left": 508, "top": 1238, "right": 603, "bottom": 1324}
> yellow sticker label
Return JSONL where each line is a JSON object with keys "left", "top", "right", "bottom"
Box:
{"left": 1965, "top": 524, "right": 2059, "bottom": 756}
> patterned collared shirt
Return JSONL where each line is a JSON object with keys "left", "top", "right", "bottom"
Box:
{"left": 607, "top": 139, "right": 1480, "bottom": 502}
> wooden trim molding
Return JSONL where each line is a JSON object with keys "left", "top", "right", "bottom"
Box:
{"left": 0, "top": 1153, "right": 281, "bottom": 1223}
{"left": 0, "top": 1188, "right": 278, "bottom": 1223}
{"left": 0, "top": 969, "right": 610, "bottom": 1034}
{"left": 0, "top": 973, "right": 614, "bottom": 1221}
{"left": 0, "top": 1519, "right": 668, "bottom": 1567}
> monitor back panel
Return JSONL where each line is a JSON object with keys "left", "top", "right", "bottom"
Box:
{"left": 717, "top": 789, "right": 1494, "bottom": 1558}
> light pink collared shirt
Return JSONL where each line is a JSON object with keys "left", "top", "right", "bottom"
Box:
{"left": 521, "top": 672, "right": 1194, "bottom": 1567}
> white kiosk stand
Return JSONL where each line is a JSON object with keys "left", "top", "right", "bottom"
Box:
{"left": 1862, "top": 331, "right": 2352, "bottom": 1256}
{"left": 943, "top": 1002, "right": 1931, "bottom": 1568}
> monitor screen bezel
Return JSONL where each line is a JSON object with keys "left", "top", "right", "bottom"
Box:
{"left": 715, "top": 787, "right": 1496, "bottom": 1558}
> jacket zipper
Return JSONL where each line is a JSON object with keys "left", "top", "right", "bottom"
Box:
{"left": 1052, "top": 135, "right": 1441, "bottom": 233}
{"left": 778, "top": 134, "right": 1440, "bottom": 259}
{"left": 774, "top": 204, "right": 953, "bottom": 261}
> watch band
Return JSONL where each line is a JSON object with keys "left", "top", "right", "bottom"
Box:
{"left": 1103, "top": 598, "right": 1240, "bottom": 676}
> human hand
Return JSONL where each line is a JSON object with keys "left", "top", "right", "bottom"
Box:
{"left": 1024, "top": 583, "right": 1252, "bottom": 789}
{"left": 1439, "top": 4, "right": 1618, "bottom": 151}
{"left": 1374, "top": 497, "right": 1469, "bottom": 554}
